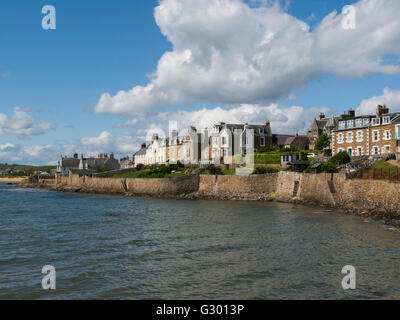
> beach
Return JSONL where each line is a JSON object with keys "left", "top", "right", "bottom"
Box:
{"left": 0, "top": 177, "right": 26, "bottom": 182}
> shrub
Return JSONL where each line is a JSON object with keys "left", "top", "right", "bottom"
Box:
{"left": 136, "top": 164, "right": 144, "bottom": 171}
{"left": 252, "top": 166, "right": 280, "bottom": 174}
{"left": 299, "top": 151, "right": 309, "bottom": 161}
{"left": 93, "top": 165, "right": 110, "bottom": 172}
{"left": 207, "top": 165, "right": 223, "bottom": 175}
{"left": 321, "top": 161, "right": 337, "bottom": 173}
{"left": 330, "top": 151, "right": 351, "bottom": 166}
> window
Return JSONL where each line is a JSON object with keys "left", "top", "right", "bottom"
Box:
{"left": 339, "top": 121, "right": 346, "bottom": 129}
{"left": 213, "top": 137, "right": 218, "bottom": 146}
{"left": 384, "top": 130, "right": 390, "bottom": 140}
{"left": 397, "top": 125, "right": 400, "bottom": 139}
{"left": 373, "top": 146, "right": 380, "bottom": 155}
{"left": 338, "top": 148, "right": 344, "bottom": 153}
{"left": 363, "top": 118, "right": 370, "bottom": 126}
{"left": 347, "top": 148, "right": 353, "bottom": 157}
{"left": 355, "top": 119, "right": 363, "bottom": 127}
{"left": 338, "top": 133, "right": 344, "bottom": 143}
{"left": 222, "top": 149, "right": 227, "bottom": 156}
{"left": 356, "top": 131, "right": 363, "bottom": 142}
{"left": 357, "top": 147, "right": 362, "bottom": 156}
{"left": 260, "top": 137, "right": 265, "bottom": 147}
{"left": 347, "top": 120, "right": 354, "bottom": 128}
{"left": 383, "top": 145, "right": 391, "bottom": 154}
{"left": 383, "top": 116, "right": 390, "bottom": 125}
{"left": 347, "top": 132, "right": 353, "bottom": 143}
{"left": 373, "top": 130, "right": 379, "bottom": 142}
{"left": 372, "top": 118, "right": 380, "bottom": 126}
{"left": 222, "top": 137, "right": 227, "bottom": 145}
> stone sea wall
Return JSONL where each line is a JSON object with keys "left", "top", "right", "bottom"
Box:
{"left": 21, "top": 171, "right": 400, "bottom": 226}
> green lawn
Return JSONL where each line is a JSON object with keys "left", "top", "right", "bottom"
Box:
{"left": 368, "top": 161, "right": 399, "bottom": 174}
{"left": 254, "top": 153, "right": 281, "bottom": 164}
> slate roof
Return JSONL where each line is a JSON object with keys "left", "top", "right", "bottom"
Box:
{"left": 134, "top": 146, "right": 148, "bottom": 156}
{"left": 61, "top": 158, "right": 80, "bottom": 167}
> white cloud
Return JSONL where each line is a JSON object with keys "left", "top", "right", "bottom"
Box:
{"left": 0, "top": 107, "right": 55, "bottom": 139}
{"left": 155, "top": 103, "right": 330, "bottom": 135}
{"left": 357, "top": 88, "right": 400, "bottom": 115}
{"left": 0, "top": 131, "right": 140, "bottom": 166}
{"left": 94, "top": 0, "right": 400, "bottom": 116}
{"left": 113, "top": 118, "right": 139, "bottom": 128}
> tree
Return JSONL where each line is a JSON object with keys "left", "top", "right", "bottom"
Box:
{"left": 315, "top": 133, "right": 331, "bottom": 151}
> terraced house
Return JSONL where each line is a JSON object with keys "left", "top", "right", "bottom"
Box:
{"left": 210, "top": 121, "right": 272, "bottom": 164}
{"left": 332, "top": 105, "right": 400, "bottom": 158}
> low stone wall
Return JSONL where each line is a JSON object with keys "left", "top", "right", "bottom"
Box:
{"left": 198, "top": 174, "right": 278, "bottom": 200}
{"left": 126, "top": 175, "right": 199, "bottom": 196}
{"left": 334, "top": 179, "right": 400, "bottom": 226}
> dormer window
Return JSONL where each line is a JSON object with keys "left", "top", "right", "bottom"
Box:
{"left": 347, "top": 120, "right": 354, "bottom": 128}
{"left": 355, "top": 119, "right": 363, "bottom": 127}
{"left": 363, "top": 118, "right": 370, "bottom": 125}
{"left": 383, "top": 116, "right": 390, "bottom": 125}
{"left": 372, "top": 118, "right": 380, "bottom": 126}
{"left": 338, "top": 121, "right": 346, "bottom": 129}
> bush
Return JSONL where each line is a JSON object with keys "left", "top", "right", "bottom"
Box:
{"left": 93, "top": 165, "right": 110, "bottom": 172}
{"left": 330, "top": 151, "right": 351, "bottom": 166}
{"left": 136, "top": 164, "right": 144, "bottom": 171}
{"left": 320, "top": 161, "right": 337, "bottom": 173}
{"left": 207, "top": 165, "right": 223, "bottom": 175}
{"left": 252, "top": 166, "right": 280, "bottom": 174}
{"left": 300, "top": 151, "right": 309, "bottom": 161}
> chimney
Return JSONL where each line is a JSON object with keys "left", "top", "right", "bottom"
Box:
{"left": 110, "top": 152, "right": 114, "bottom": 159}
{"left": 376, "top": 105, "right": 389, "bottom": 117}
{"left": 153, "top": 133, "right": 159, "bottom": 141}
{"left": 348, "top": 109, "right": 355, "bottom": 117}
{"left": 73, "top": 152, "right": 78, "bottom": 159}
{"left": 318, "top": 112, "right": 325, "bottom": 120}
{"left": 264, "top": 120, "right": 270, "bottom": 126}
{"left": 141, "top": 143, "right": 146, "bottom": 149}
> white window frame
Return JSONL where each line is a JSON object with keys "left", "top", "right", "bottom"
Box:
{"left": 338, "top": 148, "right": 344, "bottom": 153}
{"left": 396, "top": 125, "right": 400, "bottom": 140}
{"left": 355, "top": 119, "right": 363, "bottom": 127}
{"left": 338, "top": 121, "right": 346, "bottom": 129}
{"left": 372, "top": 118, "right": 380, "bottom": 126}
{"left": 356, "top": 146, "right": 363, "bottom": 156}
{"left": 356, "top": 130, "right": 363, "bottom": 142}
{"left": 372, "top": 130, "right": 380, "bottom": 142}
{"left": 383, "top": 145, "right": 391, "bottom": 154}
{"left": 260, "top": 136, "right": 265, "bottom": 147}
{"left": 338, "top": 133, "right": 344, "bottom": 144}
{"left": 383, "top": 130, "right": 391, "bottom": 140}
{"left": 363, "top": 118, "right": 370, "bottom": 126}
{"left": 383, "top": 116, "right": 390, "bottom": 125}
{"left": 346, "top": 132, "right": 353, "bottom": 143}
{"left": 372, "top": 146, "right": 380, "bottom": 155}
{"left": 347, "top": 120, "right": 354, "bottom": 128}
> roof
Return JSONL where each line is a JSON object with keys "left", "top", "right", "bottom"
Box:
{"left": 69, "top": 169, "right": 92, "bottom": 176}
{"left": 61, "top": 158, "right": 80, "bottom": 167}
{"left": 315, "top": 119, "right": 329, "bottom": 130}
{"left": 134, "top": 146, "right": 147, "bottom": 156}
{"left": 272, "top": 134, "right": 295, "bottom": 146}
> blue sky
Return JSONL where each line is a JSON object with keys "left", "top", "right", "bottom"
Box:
{"left": 0, "top": 0, "right": 399, "bottom": 165}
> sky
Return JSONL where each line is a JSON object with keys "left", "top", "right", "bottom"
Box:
{"left": 0, "top": 0, "right": 400, "bottom": 165}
